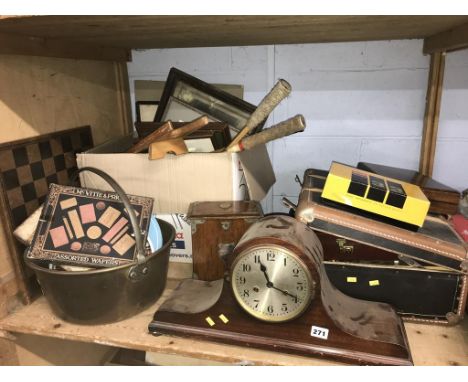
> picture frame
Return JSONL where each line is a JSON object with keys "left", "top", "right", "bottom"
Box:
{"left": 185, "top": 123, "right": 231, "bottom": 152}
{"left": 136, "top": 101, "right": 159, "bottom": 123}
{"left": 161, "top": 96, "right": 216, "bottom": 124}
{"left": 154, "top": 67, "right": 264, "bottom": 136}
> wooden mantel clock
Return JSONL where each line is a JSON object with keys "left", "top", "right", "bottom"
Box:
{"left": 150, "top": 215, "right": 413, "bottom": 365}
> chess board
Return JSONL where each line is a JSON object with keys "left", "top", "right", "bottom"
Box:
{"left": 0, "top": 126, "right": 94, "bottom": 302}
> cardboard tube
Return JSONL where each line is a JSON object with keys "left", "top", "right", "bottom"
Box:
{"left": 229, "top": 115, "right": 306, "bottom": 153}
{"left": 228, "top": 79, "right": 291, "bottom": 149}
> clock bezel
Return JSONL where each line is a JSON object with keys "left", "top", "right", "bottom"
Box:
{"left": 230, "top": 244, "right": 315, "bottom": 323}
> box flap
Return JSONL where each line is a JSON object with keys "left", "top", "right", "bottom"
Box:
{"left": 238, "top": 144, "right": 276, "bottom": 201}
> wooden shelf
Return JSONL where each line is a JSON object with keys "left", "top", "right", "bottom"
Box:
{"left": 0, "top": 279, "right": 467, "bottom": 366}
{"left": 1, "top": 16, "right": 468, "bottom": 61}
{"left": 2, "top": 16, "right": 468, "bottom": 49}
{"left": 1, "top": 15, "right": 467, "bottom": 366}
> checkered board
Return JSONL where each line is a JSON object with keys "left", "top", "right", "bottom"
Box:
{"left": 0, "top": 126, "right": 94, "bottom": 301}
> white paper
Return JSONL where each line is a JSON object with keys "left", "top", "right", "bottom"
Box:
{"left": 155, "top": 213, "right": 192, "bottom": 263}
{"left": 310, "top": 325, "right": 329, "bottom": 340}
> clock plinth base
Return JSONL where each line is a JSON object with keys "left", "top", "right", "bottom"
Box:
{"left": 149, "top": 282, "right": 412, "bottom": 366}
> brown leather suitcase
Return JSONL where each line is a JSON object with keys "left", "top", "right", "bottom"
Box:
{"left": 294, "top": 168, "right": 468, "bottom": 325}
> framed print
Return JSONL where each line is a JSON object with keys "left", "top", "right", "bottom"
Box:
{"left": 155, "top": 67, "right": 264, "bottom": 136}
{"left": 161, "top": 96, "right": 216, "bottom": 124}
{"left": 185, "top": 123, "right": 231, "bottom": 152}
{"left": 185, "top": 136, "right": 216, "bottom": 153}
{"left": 136, "top": 101, "right": 159, "bottom": 123}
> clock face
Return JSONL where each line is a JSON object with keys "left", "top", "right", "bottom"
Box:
{"left": 231, "top": 245, "right": 314, "bottom": 322}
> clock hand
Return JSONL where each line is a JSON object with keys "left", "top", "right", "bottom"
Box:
{"left": 259, "top": 261, "right": 272, "bottom": 286}
{"left": 271, "top": 285, "right": 300, "bottom": 302}
{"left": 259, "top": 260, "right": 300, "bottom": 301}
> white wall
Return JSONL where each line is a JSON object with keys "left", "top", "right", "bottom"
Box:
{"left": 433, "top": 49, "right": 468, "bottom": 192}
{"left": 128, "top": 40, "right": 468, "bottom": 213}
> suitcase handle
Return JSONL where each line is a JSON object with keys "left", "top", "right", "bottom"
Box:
{"left": 282, "top": 197, "right": 297, "bottom": 212}
{"left": 72, "top": 167, "right": 148, "bottom": 280}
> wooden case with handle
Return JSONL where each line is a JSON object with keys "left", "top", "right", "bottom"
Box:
{"left": 187, "top": 201, "right": 263, "bottom": 281}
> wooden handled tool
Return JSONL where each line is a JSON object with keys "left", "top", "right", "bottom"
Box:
{"left": 228, "top": 115, "right": 306, "bottom": 153}
{"left": 164, "top": 115, "right": 209, "bottom": 139}
{"left": 147, "top": 116, "right": 209, "bottom": 160}
{"left": 148, "top": 138, "right": 188, "bottom": 160}
{"left": 127, "top": 120, "right": 174, "bottom": 153}
{"left": 227, "top": 79, "right": 291, "bottom": 150}
{"left": 127, "top": 116, "right": 208, "bottom": 154}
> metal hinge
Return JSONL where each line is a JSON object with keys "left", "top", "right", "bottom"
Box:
{"left": 336, "top": 238, "right": 354, "bottom": 255}
{"left": 398, "top": 254, "right": 423, "bottom": 268}
{"left": 190, "top": 219, "right": 206, "bottom": 234}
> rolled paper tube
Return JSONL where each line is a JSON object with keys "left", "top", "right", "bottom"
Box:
{"left": 127, "top": 120, "right": 174, "bottom": 153}
{"left": 228, "top": 79, "right": 292, "bottom": 149}
{"left": 228, "top": 115, "right": 306, "bottom": 153}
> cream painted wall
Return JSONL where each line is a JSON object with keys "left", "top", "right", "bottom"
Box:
{"left": 128, "top": 41, "right": 468, "bottom": 214}
{"left": 0, "top": 55, "right": 129, "bottom": 312}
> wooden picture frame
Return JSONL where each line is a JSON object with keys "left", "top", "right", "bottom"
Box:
{"left": 135, "top": 101, "right": 159, "bottom": 123}
{"left": 185, "top": 123, "right": 231, "bottom": 152}
{"left": 154, "top": 67, "right": 264, "bottom": 136}
{"left": 134, "top": 121, "right": 231, "bottom": 152}
{"left": 161, "top": 97, "right": 215, "bottom": 124}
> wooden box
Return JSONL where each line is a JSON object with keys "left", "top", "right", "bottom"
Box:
{"left": 187, "top": 201, "right": 263, "bottom": 281}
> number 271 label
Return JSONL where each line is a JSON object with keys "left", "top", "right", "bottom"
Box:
{"left": 310, "top": 325, "right": 329, "bottom": 340}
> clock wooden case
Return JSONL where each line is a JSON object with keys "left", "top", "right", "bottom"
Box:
{"left": 150, "top": 215, "right": 412, "bottom": 365}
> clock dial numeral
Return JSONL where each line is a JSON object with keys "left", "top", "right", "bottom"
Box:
{"left": 242, "top": 264, "right": 251, "bottom": 272}
{"left": 292, "top": 268, "right": 299, "bottom": 277}
{"left": 239, "top": 276, "right": 246, "bottom": 284}
{"left": 243, "top": 289, "right": 250, "bottom": 297}
{"left": 254, "top": 255, "right": 260, "bottom": 263}
{"left": 254, "top": 299, "right": 260, "bottom": 308}
{"left": 267, "top": 305, "right": 274, "bottom": 313}
{"left": 284, "top": 257, "right": 287, "bottom": 266}
{"left": 267, "top": 252, "right": 275, "bottom": 261}
{"left": 281, "top": 303, "right": 288, "bottom": 312}
{"left": 297, "top": 282, "right": 304, "bottom": 291}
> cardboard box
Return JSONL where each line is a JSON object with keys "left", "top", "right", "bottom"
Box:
{"left": 76, "top": 135, "right": 275, "bottom": 214}
{"left": 155, "top": 213, "right": 192, "bottom": 264}
{"left": 76, "top": 135, "right": 276, "bottom": 278}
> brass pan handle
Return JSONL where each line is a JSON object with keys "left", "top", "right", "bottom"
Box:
{"left": 71, "top": 167, "right": 148, "bottom": 280}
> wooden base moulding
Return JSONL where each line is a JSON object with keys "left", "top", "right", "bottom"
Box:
{"left": 149, "top": 283, "right": 413, "bottom": 366}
